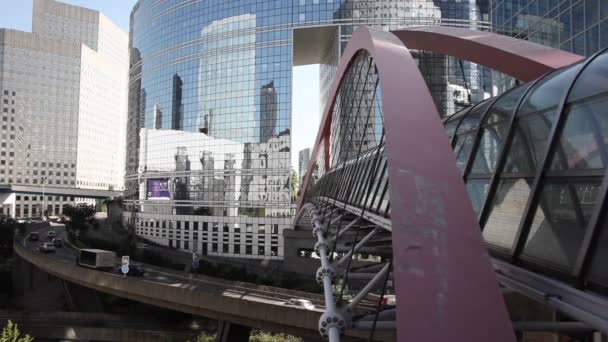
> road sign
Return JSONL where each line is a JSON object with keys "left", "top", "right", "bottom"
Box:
{"left": 192, "top": 252, "right": 200, "bottom": 261}
{"left": 121, "top": 265, "right": 129, "bottom": 274}
{"left": 192, "top": 260, "right": 200, "bottom": 270}
{"left": 122, "top": 255, "right": 130, "bottom": 266}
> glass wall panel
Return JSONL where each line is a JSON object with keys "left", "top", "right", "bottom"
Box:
{"left": 470, "top": 122, "right": 509, "bottom": 174}
{"left": 550, "top": 95, "right": 608, "bottom": 171}
{"left": 466, "top": 179, "right": 490, "bottom": 215}
{"left": 453, "top": 133, "right": 476, "bottom": 172}
{"left": 521, "top": 180, "right": 601, "bottom": 270}
{"left": 485, "top": 84, "right": 531, "bottom": 125}
{"left": 588, "top": 220, "right": 608, "bottom": 287}
{"left": 455, "top": 99, "right": 492, "bottom": 134}
{"left": 483, "top": 178, "right": 534, "bottom": 250}
{"left": 503, "top": 110, "right": 557, "bottom": 173}
{"left": 568, "top": 50, "right": 608, "bottom": 102}
{"left": 518, "top": 63, "right": 583, "bottom": 116}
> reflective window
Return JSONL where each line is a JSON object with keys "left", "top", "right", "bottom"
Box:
{"left": 588, "top": 220, "right": 608, "bottom": 287}
{"left": 518, "top": 64, "right": 583, "bottom": 116}
{"left": 503, "top": 110, "right": 557, "bottom": 173}
{"left": 466, "top": 179, "right": 490, "bottom": 215}
{"left": 550, "top": 95, "right": 608, "bottom": 171}
{"left": 521, "top": 181, "right": 601, "bottom": 270}
{"left": 569, "top": 50, "right": 608, "bottom": 102}
{"left": 453, "top": 133, "right": 476, "bottom": 172}
{"left": 483, "top": 178, "right": 534, "bottom": 250}
{"left": 470, "top": 122, "right": 509, "bottom": 174}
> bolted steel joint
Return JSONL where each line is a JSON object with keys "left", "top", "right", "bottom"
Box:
{"left": 312, "top": 223, "right": 327, "bottom": 238}
{"left": 316, "top": 265, "right": 337, "bottom": 285}
{"left": 314, "top": 241, "right": 330, "bottom": 255}
{"left": 318, "top": 311, "right": 346, "bottom": 339}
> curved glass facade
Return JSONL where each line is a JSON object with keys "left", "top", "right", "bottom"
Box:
{"left": 126, "top": 0, "right": 492, "bottom": 260}
{"left": 446, "top": 49, "right": 608, "bottom": 291}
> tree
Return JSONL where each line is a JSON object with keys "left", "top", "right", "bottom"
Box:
{"left": 187, "top": 333, "right": 215, "bottom": 342}
{"left": 62, "top": 203, "right": 96, "bottom": 230}
{"left": 0, "top": 215, "right": 17, "bottom": 257}
{"left": 290, "top": 169, "right": 299, "bottom": 200}
{"left": 0, "top": 320, "right": 33, "bottom": 342}
{"left": 250, "top": 331, "right": 302, "bottom": 342}
{"left": 126, "top": 224, "right": 138, "bottom": 256}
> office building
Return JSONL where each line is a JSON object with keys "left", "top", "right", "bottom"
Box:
{"left": 125, "top": 0, "right": 494, "bottom": 260}
{"left": 298, "top": 148, "right": 310, "bottom": 190}
{"left": 0, "top": 0, "right": 127, "bottom": 217}
{"left": 493, "top": 1, "right": 608, "bottom": 57}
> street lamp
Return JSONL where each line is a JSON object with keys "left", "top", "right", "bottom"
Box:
{"left": 41, "top": 176, "right": 46, "bottom": 219}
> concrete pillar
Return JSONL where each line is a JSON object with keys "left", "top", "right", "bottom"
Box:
{"left": 215, "top": 321, "right": 251, "bottom": 342}
{"left": 594, "top": 332, "right": 608, "bottom": 342}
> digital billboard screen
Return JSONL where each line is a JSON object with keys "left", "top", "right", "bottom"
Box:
{"left": 147, "top": 178, "right": 170, "bottom": 200}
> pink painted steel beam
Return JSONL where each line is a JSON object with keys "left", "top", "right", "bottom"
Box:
{"left": 392, "top": 26, "right": 584, "bottom": 81}
{"left": 298, "top": 26, "right": 516, "bottom": 342}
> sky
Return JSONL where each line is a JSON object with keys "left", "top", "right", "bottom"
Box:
{"left": 0, "top": 0, "right": 321, "bottom": 173}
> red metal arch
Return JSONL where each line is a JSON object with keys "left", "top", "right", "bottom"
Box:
{"left": 298, "top": 26, "right": 516, "bottom": 342}
{"left": 392, "top": 26, "right": 584, "bottom": 81}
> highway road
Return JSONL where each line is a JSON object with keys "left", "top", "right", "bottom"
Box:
{"left": 23, "top": 223, "right": 331, "bottom": 312}
{"left": 17, "top": 223, "right": 395, "bottom": 341}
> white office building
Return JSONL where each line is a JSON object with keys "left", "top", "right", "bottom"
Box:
{"left": 0, "top": 0, "right": 127, "bottom": 218}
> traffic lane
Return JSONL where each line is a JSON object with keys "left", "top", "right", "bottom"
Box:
{"left": 23, "top": 224, "right": 75, "bottom": 263}
{"left": 140, "top": 267, "right": 326, "bottom": 311}
{"left": 25, "top": 225, "right": 326, "bottom": 312}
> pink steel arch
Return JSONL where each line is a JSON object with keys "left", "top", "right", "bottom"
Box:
{"left": 298, "top": 26, "right": 516, "bottom": 342}
{"left": 392, "top": 26, "right": 584, "bottom": 81}
{"left": 297, "top": 25, "right": 584, "bottom": 341}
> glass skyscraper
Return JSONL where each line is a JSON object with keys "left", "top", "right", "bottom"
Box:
{"left": 493, "top": 0, "right": 608, "bottom": 57}
{"left": 125, "top": 0, "right": 494, "bottom": 260}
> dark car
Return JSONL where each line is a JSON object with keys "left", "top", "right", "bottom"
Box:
{"left": 28, "top": 232, "right": 40, "bottom": 241}
{"left": 117, "top": 263, "right": 145, "bottom": 277}
{"left": 52, "top": 238, "right": 63, "bottom": 248}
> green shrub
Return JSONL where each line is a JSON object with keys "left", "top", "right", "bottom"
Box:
{"left": 0, "top": 320, "right": 33, "bottom": 342}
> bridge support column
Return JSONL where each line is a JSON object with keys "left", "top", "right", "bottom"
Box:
{"left": 215, "top": 321, "right": 251, "bottom": 342}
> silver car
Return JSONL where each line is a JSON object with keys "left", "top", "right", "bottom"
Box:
{"left": 39, "top": 242, "right": 56, "bottom": 253}
{"left": 285, "top": 298, "right": 315, "bottom": 310}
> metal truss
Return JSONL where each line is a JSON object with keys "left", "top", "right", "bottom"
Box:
{"left": 301, "top": 199, "right": 394, "bottom": 342}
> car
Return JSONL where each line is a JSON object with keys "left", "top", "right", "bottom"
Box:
{"left": 28, "top": 232, "right": 40, "bottom": 241}
{"left": 39, "top": 242, "right": 56, "bottom": 253}
{"left": 47, "top": 231, "right": 57, "bottom": 240}
{"left": 117, "top": 263, "right": 145, "bottom": 277}
{"left": 16, "top": 219, "right": 25, "bottom": 224}
{"left": 285, "top": 298, "right": 315, "bottom": 310}
{"left": 52, "top": 238, "right": 63, "bottom": 247}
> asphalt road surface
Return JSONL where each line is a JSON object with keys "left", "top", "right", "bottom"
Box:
{"left": 22, "top": 223, "right": 330, "bottom": 312}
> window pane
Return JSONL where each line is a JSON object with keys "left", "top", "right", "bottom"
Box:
{"left": 471, "top": 122, "right": 509, "bottom": 174}
{"left": 485, "top": 83, "right": 531, "bottom": 125}
{"left": 453, "top": 132, "right": 476, "bottom": 172}
{"left": 503, "top": 110, "right": 557, "bottom": 173}
{"left": 466, "top": 179, "right": 490, "bottom": 215}
{"left": 518, "top": 63, "right": 583, "bottom": 116}
{"left": 483, "top": 178, "right": 533, "bottom": 250}
{"left": 521, "top": 181, "right": 601, "bottom": 270}
{"left": 569, "top": 50, "right": 608, "bottom": 102}
{"left": 550, "top": 95, "right": 608, "bottom": 171}
{"left": 455, "top": 99, "right": 492, "bottom": 134}
{"left": 588, "top": 219, "right": 608, "bottom": 287}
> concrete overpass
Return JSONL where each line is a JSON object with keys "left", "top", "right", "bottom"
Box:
{"left": 13, "top": 226, "right": 394, "bottom": 341}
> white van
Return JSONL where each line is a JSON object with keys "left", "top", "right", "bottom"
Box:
{"left": 77, "top": 249, "right": 116, "bottom": 270}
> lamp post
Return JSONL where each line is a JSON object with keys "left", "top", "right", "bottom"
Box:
{"left": 41, "top": 176, "right": 46, "bottom": 220}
